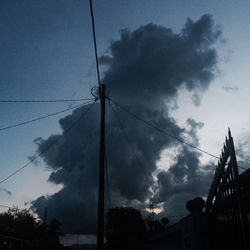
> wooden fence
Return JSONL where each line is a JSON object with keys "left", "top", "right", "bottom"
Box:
{"left": 206, "top": 129, "right": 248, "bottom": 250}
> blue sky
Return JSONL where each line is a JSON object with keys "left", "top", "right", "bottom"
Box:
{"left": 0, "top": 0, "right": 250, "bottom": 217}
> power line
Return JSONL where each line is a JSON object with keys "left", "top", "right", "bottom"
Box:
{"left": 238, "top": 165, "right": 248, "bottom": 171}
{"left": 110, "top": 98, "right": 220, "bottom": 160}
{"left": 0, "top": 101, "right": 96, "bottom": 185}
{"left": 0, "top": 204, "right": 11, "bottom": 209}
{"left": 0, "top": 101, "right": 93, "bottom": 132}
{"left": 110, "top": 99, "right": 250, "bottom": 171}
{"left": 237, "top": 161, "right": 250, "bottom": 171}
{"left": 109, "top": 101, "right": 155, "bottom": 192}
{"left": 0, "top": 98, "right": 94, "bottom": 103}
{"left": 89, "top": 0, "right": 101, "bottom": 93}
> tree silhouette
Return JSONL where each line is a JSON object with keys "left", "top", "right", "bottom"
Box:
{"left": 186, "top": 197, "right": 205, "bottom": 213}
{"left": 106, "top": 207, "right": 147, "bottom": 250}
{"left": 145, "top": 215, "right": 165, "bottom": 235}
{"left": 38, "top": 218, "right": 64, "bottom": 249}
{"left": 0, "top": 207, "right": 64, "bottom": 249}
{"left": 0, "top": 207, "right": 38, "bottom": 240}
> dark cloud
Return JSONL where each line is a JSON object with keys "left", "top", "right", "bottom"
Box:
{"left": 155, "top": 118, "right": 214, "bottom": 220}
{"left": 31, "top": 15, "right": 220, "bottom": 233}
{"left": 157, "top": 146, "right": 214, "bottom": 220}
{"left": 235, "top": 135, "right": 250, "bottom": 172}
{"left": 223, "top": 85, "right": 239, "bottom": 92}
{"left": 101, "top": 14, "right": 220, "bottom": 107}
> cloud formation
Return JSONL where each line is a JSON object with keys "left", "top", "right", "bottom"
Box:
{"left": 31, "top": 15, "right": 220, "bottom": 233}
{"left": 223, "top": 85, "right": 239, "bottom": 92}
{"left": 235, "top": 135, "right": 250, "bottom": 171}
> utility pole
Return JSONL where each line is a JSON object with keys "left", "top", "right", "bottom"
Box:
{"left": 43, "top": 207, "right": 48, "bottom": 225}
{"left": 88, "top": 1, "right": 105, "bottom": 248}
{"left": 97, "top": 84, "right": 106, "bottom": 250}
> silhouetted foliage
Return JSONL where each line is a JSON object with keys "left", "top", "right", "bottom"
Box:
{"left": 145, "top": 215, "right": 165, "bottom": 235}
{"left": 106, "top": 207, "right": 147, "bottom": 250}
{"left": 38, "top": 218, "right": 64, "bottom": 249}
{"left": 0, "top": 207, "right": 64, "bottom": 249}
{"left": 161, "top": 217, "right": 169, "bottom": 226}
{"left": 186, "top": 197, "right": 205, "bottom": 213}
{"left": 0, "top": 207, "right": 38, "bottom": 240}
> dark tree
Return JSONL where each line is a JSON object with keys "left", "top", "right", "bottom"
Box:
{"left": 0, "top": 207, "right": 64, "bottom": 249}
{"left": 38, "top": 218, "right": 64, "bottom": 249}
{"left": 145, "top": 215, "right": 165, "bottom": 235}
{"left": 186, "top": 197, "right": 205, "bottom": 213}
{"left": 161, "top": 217, "right": 169, "bottom": 226}
{"left": 106, "top": 207, "right": 147, "bottom": 250}
{"left": 0, "top": 207, "right": 38, "bottom": 240}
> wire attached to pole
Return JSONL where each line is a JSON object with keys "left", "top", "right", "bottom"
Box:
{"left": 109, "top": 101, "right": 155, "bottom": 193}
{"left": 89, "top": 0, "right": 102, "bottom": 96}
{"left": 110, "top": 98, "right": 220, "bottom": 160}
{"left": 0, "top": 102, "right": 93, "bottom": 132}
{"left": 0, "top": 98, "right": 94, "bottom": 103}
{"left": 0, "top": 101, "right": 97, "bottom": 185}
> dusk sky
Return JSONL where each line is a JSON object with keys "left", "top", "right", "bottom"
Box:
{"left": 1, "top": 0, "right": 250, "bottom": 233}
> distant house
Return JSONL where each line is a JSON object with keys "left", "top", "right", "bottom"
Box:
{"left": 60, "top": 234, "right": 96, "bottom": 249}
{"left": 144, "top": 211, "right": 209, "bottom": 250}
{"left": 144, "top": 222, "right": 181, "bottom": 250}
{"left": 0, "top": 234, "right": 39, "bottom": 250}
{"left": 70, "top": 244, "right": 96, "bottom": 250}
{"left": 238, "top": 169, "right": 250, "bottom": 245}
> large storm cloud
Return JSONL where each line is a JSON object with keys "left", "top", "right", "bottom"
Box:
{"left": 156, "top": 118, "right": 215, "bottom": 220}
{"left": 31, "top": 15, "right": 221, "bottom": 233}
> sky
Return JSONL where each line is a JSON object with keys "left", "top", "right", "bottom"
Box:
{"left": 1, "top": 0, "right": 250, "bottom": 234}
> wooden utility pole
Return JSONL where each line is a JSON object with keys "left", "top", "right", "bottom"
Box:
{"left": 97, "top": 84, "right": 106, "bottom": 250}
{"left": 43, "top": 207, "right": 48, "bottom": 225}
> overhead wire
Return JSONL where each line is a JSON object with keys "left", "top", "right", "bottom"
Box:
{"left": 238, "top": 165, "right": 248, "bottom": 171}
{"left": 89, "top": 0, "right": 102, "bottom": 93}
{"left": 109, "top": 98, "right": 220, "bottom": 160}
{"left": 0, "top": 100, "right": 94, "bottom": 132}
{"left": 0, "top": 98, "right": 94, "bottom": 103}
{"left": 0, "top": 204, "right": 11, "bottom": 209}
{"left": 109, "top": 99, "right": 250, "bottom": 172}
{"left": 236, "top": 160, "right": 250, "bottom": 170}
{"left": 0, "top": 0, "right": 103, "bottom": 193}
{"left": 0, "top": 100, "right": 97, "bottom": 185}
{"left": 109, "top": 101, "right": 155, "bottom": 193}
